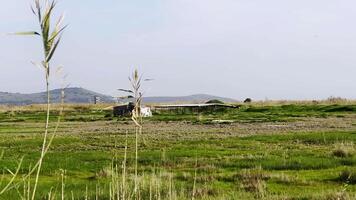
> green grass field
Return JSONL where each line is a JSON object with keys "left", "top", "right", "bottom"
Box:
{"left": 0, "top": 103, "right": 355, "bottom": 199}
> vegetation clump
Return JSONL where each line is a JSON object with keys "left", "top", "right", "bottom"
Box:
{"left": 326, "top": 96, "right": 348, "bottom": 104}
{"left": 332, "top": 143, "right": 354, "bottom": 158}
{"left": 244, "top": 98, "right": 252, "bottom": 103}
{"left": 338, "top": 169, "right": 356, "bottom": 184}
{"left": 233, "top": 167, "right": 269, "bottom": 197}
{"left": 205, "top": 99, "right": 224, "bottom": 104}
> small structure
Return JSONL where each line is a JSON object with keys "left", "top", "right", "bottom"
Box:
{"left": 113, "top": 102, "right": 134, "bottom": 117}
{"left": 93, "top": 96, "right": 101, "bottom": 104}
{"left": 113, "top": 103, "right": 153, "bottom": 117}
{"left": 141, "top": 107, "right": 152, "bottom": 117}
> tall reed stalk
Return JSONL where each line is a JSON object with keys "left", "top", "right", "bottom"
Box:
{"left": 130, "top": 70, "right": 143, "bottom": 199}
{"left": 122, "top": 131, "right": 128, "bottom": 200}
{"left": 119, "top": 69, "right": 146, "bottom": 199}
{"left": 14, "top": 0, "right": 66, "bottom": 199}
{"left": 192, "top": 157, "right": 198, "bottom": 200}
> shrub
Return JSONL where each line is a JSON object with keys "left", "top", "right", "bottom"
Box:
{"left": 333, "top": 149, "right": 349, "bottom": 158}
{"left": 338, "top": 169, "right": 356, "bottom": 184}
{"left": 206, "top": 99, "right": 224, "bottom": 104}
{"left": 332, "top": 143, "right": 354, "bottom": 158}
{"left": 326, "top": 96, "right": 347, "bottom": 103}
{"left": 244, "top": 98, "right": 252, "bottom": 103}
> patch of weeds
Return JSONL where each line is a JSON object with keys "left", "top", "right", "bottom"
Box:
{"left": 323, "top": 105, "right": 356, "bottom": 112}
{"left": 338, "top": 169, "right": 356, "bottom": 184}
{"left": 272, "top": 173, "right": 310, "bottom": 186}
{"left": 322, "top": 192, "right": 350, "bottom": 200}
{"left": 104, "top": 113, "right": 113, "bottom": 118}
{"left": 95, "top": 166, "right": 113, "bottom": 179}
{"left": 73, "top": 105, "right": 91, "bottom": 112}
{"left": 193, "top": 187, "right": 219, "bottom": 199}
{"left": 332, "top": 143, "right": 354, "bottom": 158}
{"left": 233, "top": 167, "right": 268, "bottom": 198}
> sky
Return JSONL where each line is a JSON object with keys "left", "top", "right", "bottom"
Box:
{"left": 1, "top": 0, "right": 356, "bottom": 100}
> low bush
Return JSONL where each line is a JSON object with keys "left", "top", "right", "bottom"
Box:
{"left": 332, "top": 143, "right": 354, "bottom": 158}
{"left": 338, "top": 169, "right": 356, "bottom": 184}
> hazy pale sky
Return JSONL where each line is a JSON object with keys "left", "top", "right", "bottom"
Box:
{"left": 1, "top": 0, "right": 356, "bottom": 100}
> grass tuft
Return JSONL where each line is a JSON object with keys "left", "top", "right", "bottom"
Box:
{"left": 332, "top": 142, "right": 355, "bottom": 158}
{"left": 338, "top": 169, "right": 356, "bottom": 184}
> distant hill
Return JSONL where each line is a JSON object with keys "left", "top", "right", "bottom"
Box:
{"left": 0, "top": 87, "right": 114, "bottom": 105}
{"left": 142, "top": 94, "right": 237, "bottom": 104}
{"left": 0, "top": 88, "right": 236, "bottom": 105}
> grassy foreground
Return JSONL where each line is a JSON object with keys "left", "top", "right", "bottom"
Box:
{"left": 0, "top": 103, "right": 355, "bottom": 199}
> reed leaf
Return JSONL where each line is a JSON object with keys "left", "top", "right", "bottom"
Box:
{"left": 118, "top": 89, "right": 134, "bottom": 93}
{"left": 46, "top": 36, "right": 62, "bottom": 62}
{"left": 9, "top": 31, "right": 40, "bottom": 36}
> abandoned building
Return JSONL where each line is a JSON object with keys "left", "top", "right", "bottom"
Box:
{"left": 113, "top": 102, "right": 152, "bottom": 117}
{"left": 152, "top": 103, "right": 239, "bottom": 113}
{"left": 113, "top": 102, "right": 135, "bottom": 117}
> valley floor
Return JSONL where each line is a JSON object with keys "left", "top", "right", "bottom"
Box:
{"left": 0, "top": 105, "right": 355, "bottom": 199}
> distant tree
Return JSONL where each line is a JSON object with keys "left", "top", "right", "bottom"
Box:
{"left": 244, "top": 98, "right": 252, "bottom": 103}
{"left": 206, "top": 99, "right": 224, "bottom": 104}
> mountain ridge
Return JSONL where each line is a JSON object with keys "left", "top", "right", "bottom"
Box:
{"left": 141, "top": 94, "right": 236, "bottom": 104}
{"left": 0, "top": 87, "right": 114, "bottom": 105}
{"left": 0, "top": 87, "right": 237, "bottom": 105}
